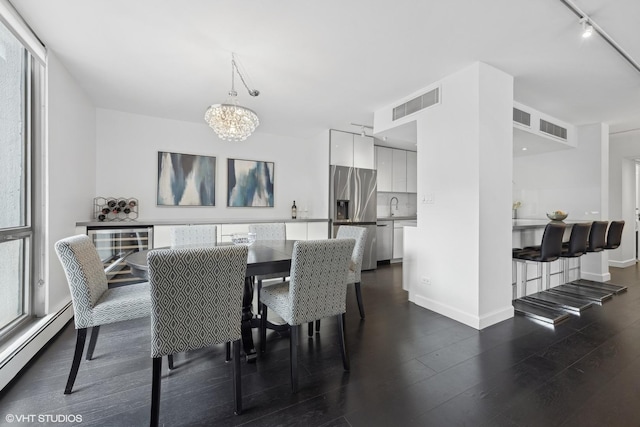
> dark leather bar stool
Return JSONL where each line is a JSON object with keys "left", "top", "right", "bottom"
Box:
{"left": 586, "top": 220, "right": 608, "bottom": 252}
{"left": 559, "top": 222, "right": 592, "bottom": 283}
{"left": 604, "top": 220, "right": 624, "bottom": 250}
{"left": 512, "top": 222, "right": 566, "bottom": 298}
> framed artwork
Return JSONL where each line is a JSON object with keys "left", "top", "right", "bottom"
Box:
{"left": 227, "top": 158, "right": 274, "bottom": 207}
{"left": 157, "top": 151, "right": 216, "bottom": 206}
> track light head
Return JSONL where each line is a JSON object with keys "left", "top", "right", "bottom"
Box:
{"left": 579, "top": 17, "right": 593, "bottom": 38}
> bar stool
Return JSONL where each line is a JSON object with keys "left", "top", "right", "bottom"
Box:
{"left": 512, "top": 222, "right": 566, "bottom": 298}
{"left": 604, "top": 220, "right": 624, "bottom": 250}
{"left": 559, "top": 222, "right": 592, "bottom": 283}
{"left": 586, "top": 221, "right": 608, "bottom": 253}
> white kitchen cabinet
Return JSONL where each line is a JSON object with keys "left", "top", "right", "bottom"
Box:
{"left": 392, "top": 149, "right": 407, "bottom": 192}
{"left": 330, "top": 130, "right": 354, "bottom": 167}
{"left": 331, "top": 130, "right": 375, "bottom": 169}
{"left": 307, "top": 221, "right": 330, "bottom": 239}
{"left": 406, "top": 150, "right": 417, "bottom": 193}
{"left": 376, "top": 146, "right": 393, "bottom": 192}
{"left": 353, "top": 135, "right": 375, "bottom": 169}
{"left": 393, "top": 223, "right": 404, "bottom": 259}
{"left": 285, "top": 222, "right": 307, "bottom": 240}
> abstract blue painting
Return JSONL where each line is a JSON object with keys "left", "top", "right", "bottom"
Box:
{"left": 157, "top": 151, "right": 216, "bottom": 206}
{"left": 227, "top": 158, "right": 274, "bottom": 207}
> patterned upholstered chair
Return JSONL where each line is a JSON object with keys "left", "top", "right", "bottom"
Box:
{"left": 148, "top": 245, "right": 248, "bottom": 425}
{"left": 259, "top": 239, "right": 355, "bottom": 393}
{"left": 169, "top": 224, "right": 217, "bottom": 247}
{"left": 248, "top": 223, "right": 288, "bottom": 313}
{"left": 55, "top": 235, "right": 152, "bottom": 394}
{"left": 311, "top": 226, "right": 368, "bottom": 335}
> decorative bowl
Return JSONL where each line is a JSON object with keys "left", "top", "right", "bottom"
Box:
{"left": 546, "top": 211, "right": 568, "bottom": 221}
{"left": 231, "top": 232, "right": 256, "bottom": 246}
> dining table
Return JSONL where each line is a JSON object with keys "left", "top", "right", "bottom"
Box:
{"left": 125, "top": 239, "right": 297, "bottom": 362}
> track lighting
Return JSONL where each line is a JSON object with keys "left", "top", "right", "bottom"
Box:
{"left": 579, "top": 17, "right": 593, "bottom": 38}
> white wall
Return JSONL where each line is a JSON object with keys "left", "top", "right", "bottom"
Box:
{"left": 513, "top": 124, "right": 611, "bottom": 280}
{"left": 609, "top": 130, "right": 640, "bottom": 267}
{"left": 46, "top": 52, "right": 97, "bottom": 313}
{"left": 383, "top": 62, "right": 514, "bottom": 329}
{"left": 95, "top": 109, "right": 329, "bottom": 221}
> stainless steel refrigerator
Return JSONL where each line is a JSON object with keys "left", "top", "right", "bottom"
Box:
{"left": 330, "top": 165, "right": 377, "bottom": 270}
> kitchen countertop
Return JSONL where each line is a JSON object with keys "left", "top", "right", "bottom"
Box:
{"left": 512, "top": 218, "right": 591, "bottom": 230}
{"left": 77, "top": 218, "right": 329, "bottom": 227}
{"left": 377, "top": 216, "right": 417, "bottom": 221}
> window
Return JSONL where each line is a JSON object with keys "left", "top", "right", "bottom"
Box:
{"left": 0, "top": 19, "right": 37, "bottom": 337}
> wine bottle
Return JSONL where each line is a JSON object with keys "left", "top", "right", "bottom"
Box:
{"left": 118, "top": 199, "right": 126, "bottom": 208}
{"left": 98, "top": 214, "right": 106, "bottom": 221}
{"left": 101, "top": 207, "right": 110, "bottom": 215}
{"left": 107, "top": 199, "right": 116, "bottom": 208}
{"left": 128, "top": 199, "right": 137, "bottom": 208}
{"left": 291, "top": 201, "right": 297, "bottom": 219}
{"left": 123, "top": 207, "right": 131, "bottom": 214}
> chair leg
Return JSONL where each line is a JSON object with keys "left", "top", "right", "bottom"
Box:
{"left": 315, "top": 319, "right": 321, "bottom": 333}
{"left": 257, "top": 279, "right": 262, "bottom": 315}
{"left": 337, "top": 313, "right": 350, "bottom": 371}
{"left": 226, "top": 342, "right": 231, "bottom": 362}
{"left": 167, "top": 354, "right": 174, "bottom": 370}
{"left": 64, "top": 328, "right": 87, "bottom": 394}
{"left": 232, "top": 339, "right": 242, "bottom": 415}
{"left": 86, "top": 326, "right": 100, "bottom": 360}
{"left": 290, "top": 324, "right": 299, "bottom": 393}
{"left": 260, "top": 304, "right": 268, "bottom": 353}
{"left": 150, "top": 357, "right": 162, "bottom": 427}
{"left": 355, "top": 282, "right": 365, "bottom": 319}
{"left": 308, "top": 322, "right": 314, "bottom": 337}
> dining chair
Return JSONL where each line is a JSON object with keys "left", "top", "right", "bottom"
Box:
{"left": 259, "top": 239, "right": 355, "bottom": 393}
{"left": 169, "top": 224, "right": 217, "bottom": 247}
{"left": 148, "top": 245, "right": 248, "bottom": 426}
{"left": 55, "top": 235, "right": 152, "bottom": 394}
{"left": 248, "top": 223, "right": 288, "bottom": 314}
{"left": 311, "top": 226, "right": 368, "bottom": 335}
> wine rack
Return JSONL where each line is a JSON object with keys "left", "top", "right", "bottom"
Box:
{"left": 88, "top": 227, "right": 152, "bottom": 287}
{"left": 94, "top": 197, "right": 139, "bottom": 221}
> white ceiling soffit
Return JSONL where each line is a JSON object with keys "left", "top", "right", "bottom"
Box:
{"left": 374, "top": 121, "right": 417, "bottom": 151}
{"left": 8, "top": 0, "right": 640, "bottom": 138}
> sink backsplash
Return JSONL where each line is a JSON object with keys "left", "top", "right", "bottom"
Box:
{"left": 377, "top": 192, "right": 417, "bottom": 218}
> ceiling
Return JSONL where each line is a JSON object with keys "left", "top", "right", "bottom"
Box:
{"left": 9, "top": 0, "right": 640, "bottom": 149}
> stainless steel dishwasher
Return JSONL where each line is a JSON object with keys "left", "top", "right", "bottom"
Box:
{"left": 376, "top": 220, "right": 393, "bottom": 261}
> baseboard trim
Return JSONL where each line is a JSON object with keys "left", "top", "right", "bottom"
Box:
{"left": 581, "top": 271, "right": 611, "bottom": 282}
{"left": 0, "top": 302, "right": 73, "bottom": 391}
{"left": 609, "top": 259, "right": 636, "bottom": 268}
{"left": 411, "top": 294, "right": 513, "bottom": 330}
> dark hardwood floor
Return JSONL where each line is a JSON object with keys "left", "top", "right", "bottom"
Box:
{"left": 2, "top": 262, "right": 640, "bottom": 426}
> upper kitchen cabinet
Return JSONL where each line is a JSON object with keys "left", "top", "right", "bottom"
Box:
{"left": 406, "top": 151, "right": 417, "bottom": 193}
{"left": 375, "top": 145, "right": 417, "bottom": 193}
{"left": 353, "top": 135, "right": 375, "bottom": 169}
{"left": 392, "top": 149, "right": 407, "bottom": 192}
{"left": 330, "top": 129, "right": 375, "bottom": 169}
{"left": 376, "top": 146, "right": 393, "bottom": 191}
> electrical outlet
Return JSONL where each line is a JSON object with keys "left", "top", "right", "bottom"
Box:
{"left": 421, "top": 276, "right": 431, "bottom": 286}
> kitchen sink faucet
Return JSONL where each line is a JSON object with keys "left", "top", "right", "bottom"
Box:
{"left": 390, "top": 197, "right": 399, "bottom": 216}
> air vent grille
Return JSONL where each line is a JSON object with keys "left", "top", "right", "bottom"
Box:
{"left": 513, "top": 108, "right": 531, "bottom": 127}
{"left": 539, "top": 119, "right": 567, "bottom": 140}
{"left": 393, "top": 87, "right": 440, "bottom": 121}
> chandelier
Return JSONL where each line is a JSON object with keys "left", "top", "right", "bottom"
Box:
{"left": 205, "top": 53, "right": 260, "bottom": 141}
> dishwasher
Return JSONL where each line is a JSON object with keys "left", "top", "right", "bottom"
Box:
{"left": 376, "top": 220, "right": 393, "bottom": 261}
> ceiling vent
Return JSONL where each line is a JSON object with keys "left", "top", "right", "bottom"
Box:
{"left": 393, "top": 87, "right": 440, "bottom": 121}
{"left": 539, "top": 118, "right": 567, "bottom": 140}
{"left": 513, "top": 107, "right": 531, "bottom": 127}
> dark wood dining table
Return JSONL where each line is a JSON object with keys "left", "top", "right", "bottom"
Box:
{"left": 126, "top": 240, "right": 296, "bottom": 362}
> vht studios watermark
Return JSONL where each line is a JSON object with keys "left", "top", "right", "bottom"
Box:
{"left": 5, "top": 413, "right": 83, "bottom": 423}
